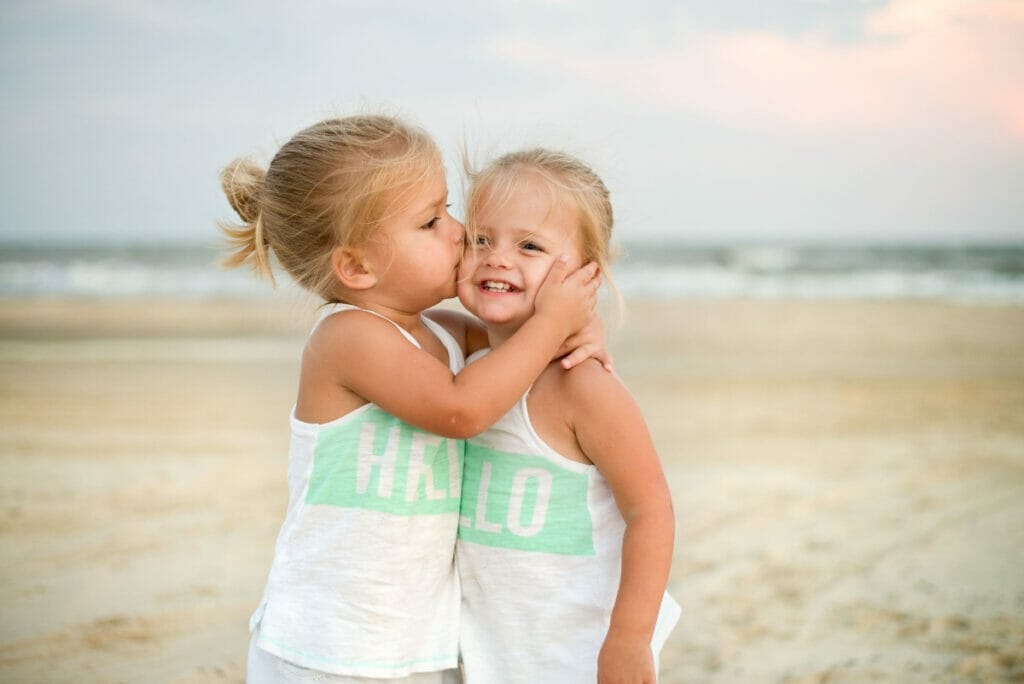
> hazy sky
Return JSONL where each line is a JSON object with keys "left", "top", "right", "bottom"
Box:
{"left": 1, "top": 0, "right": 1022, "bottom": 246}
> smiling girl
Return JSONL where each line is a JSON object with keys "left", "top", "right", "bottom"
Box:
{"left": 455, "top": 149, "right": 680, "bottom": 684}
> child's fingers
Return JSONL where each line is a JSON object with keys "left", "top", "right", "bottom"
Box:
{"left": 544, "top": 254, "right": 571, "bottom": 282}
{"left": 544, "top": 259, "right": 600, "bottom": 292}
{"left": 560, "top": 344, "right": 595, "bottom": 370}
{"left": 573, "top": 260, "right": 600, "bottom": 285}
{"left": 535, "top": 256, "right": 572, "bottom": 303}
{"left": 560, "top": 345, "right": 614, "bottom": 372}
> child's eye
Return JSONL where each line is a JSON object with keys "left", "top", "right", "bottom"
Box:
{"left": 521, "top": 241, "right": 543, "bottom": 252}
{"left": 423, "top": 204, "right": 454, "bottom": 230}
{"left": 472, "top": 235, "right": 490, "bottom": 247}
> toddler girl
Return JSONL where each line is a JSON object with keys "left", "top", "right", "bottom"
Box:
{"left": 456, "top": 148, "right": 681, "bottom": 683}
{"left": 220, "top": 117, "right": 600, "bottom": 683}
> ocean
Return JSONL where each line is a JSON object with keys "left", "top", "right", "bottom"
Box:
{"left": 1, "top": 242, "right": 1023, "bottom": 304}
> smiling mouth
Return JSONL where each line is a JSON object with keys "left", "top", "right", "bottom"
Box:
{"left": 480, "top": 280, "right": 520, "bottom": 293}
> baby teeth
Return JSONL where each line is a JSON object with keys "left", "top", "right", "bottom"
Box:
{"left": 483, "top": 281, "right": 512, "bottom": 292}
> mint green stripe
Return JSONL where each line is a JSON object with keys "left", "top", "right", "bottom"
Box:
{"left": 458, "top": 442, "right": 595, "bottom": 555}
{"left": 307, "top": 407, "right": 463, "bottom": 515}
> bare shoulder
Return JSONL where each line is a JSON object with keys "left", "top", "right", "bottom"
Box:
{"left": 535, "top": 357, "right": 658, "bottom": 477}
{"left": 309, "top": 307, "right": 395, "bottom": 349}
{"left": 305, "top": 308, "right": 414, "bottom": 373}
{"left": 534, "top": 359, "right": 640, "bottom": 435}
{"left": 297, "top": 309, "right": 403, "bottom": 423}
{"left": 558, "top": 358, "right": 633, "bottom": 405}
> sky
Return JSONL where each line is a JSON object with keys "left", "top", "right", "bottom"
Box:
{"left": 0, "top": 0, "right": 1022, "bottom": 247}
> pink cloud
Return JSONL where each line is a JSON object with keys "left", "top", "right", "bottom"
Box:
{"left": 490, "top": 0, "right": 1024, "bottom": 140}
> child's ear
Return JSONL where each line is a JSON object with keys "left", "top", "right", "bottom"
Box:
{"left": 330, "top": 246, "right": 377, "bottom": 290}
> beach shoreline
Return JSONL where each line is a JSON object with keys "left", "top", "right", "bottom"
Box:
{"left": 1, "top": 297, "right": 1022, "bottom": 683}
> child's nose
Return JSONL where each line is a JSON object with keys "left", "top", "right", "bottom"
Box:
{"left": 484, "top": 245, "right": 512, "bottom": 268}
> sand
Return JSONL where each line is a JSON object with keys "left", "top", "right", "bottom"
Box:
{"left": 1, "top": 296, "right": 1022, "bottom": 683}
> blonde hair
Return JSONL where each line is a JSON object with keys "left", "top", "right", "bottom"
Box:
{"left": 465, "top": 148, "right": 621, "bottom": 313}
{"left": 219, "top": 115, "right": 442, "bottom": 300}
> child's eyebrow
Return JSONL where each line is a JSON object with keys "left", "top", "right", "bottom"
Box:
{"left": 411, "top": 193, "right": 447, "bottom": 217}
{"left": 513, "top": 228, "right": 545, "bottom": 242}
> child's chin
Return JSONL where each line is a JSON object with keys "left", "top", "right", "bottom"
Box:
{"left": 481, "top": 311, "right": 524, "bottom": 327}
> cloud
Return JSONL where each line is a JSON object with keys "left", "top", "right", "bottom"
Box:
{"left": 1, "top": 1, "right": 1019, "bottom": 244}
{"left": 488, "top": 0, "right": 1024, "bottom": 140}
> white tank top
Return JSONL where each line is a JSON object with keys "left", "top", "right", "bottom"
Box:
{"left": 456, "top": 350, "right": 680, "bottom": 683}
{"left": 251, "top": 304, "right": 465, "bottom": 677}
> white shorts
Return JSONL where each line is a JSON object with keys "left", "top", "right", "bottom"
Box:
{"left": 247, "top": 629, "right": 461, "bottom": 684}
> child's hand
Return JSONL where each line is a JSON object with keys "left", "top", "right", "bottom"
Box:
{"left": 597, "top": 631, "right": 656, "bottom": 684}
{"left": 534, "top": 256, "right": 600, "bottom": 340}
{"left": 558, "top": 315, "right": 613, "bottom": 371}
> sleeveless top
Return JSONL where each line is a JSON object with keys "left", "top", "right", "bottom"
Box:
{"left": 250, "top": 303, "right": 465, "bottom": 677}
{"left": 456, "top": 350, "right": 680, "bottom": 683}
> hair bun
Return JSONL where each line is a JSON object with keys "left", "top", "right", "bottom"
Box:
{"left": 220, "top": 157, "right": 266, "bottom": 224}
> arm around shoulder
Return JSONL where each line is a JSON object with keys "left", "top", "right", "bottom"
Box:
{"left": 320, "top": 309, "right": 579, "bottom": 439}
{"left": 318, "top": 258, "right": 599, "bottom": 438}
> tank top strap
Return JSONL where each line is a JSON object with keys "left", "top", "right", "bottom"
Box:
{"left": 315, "top": 303, "right": 465, "bottom": 373}
{"left": 315, "top": 302, "right": 421, "bottom": 348}
{"left": 422, "top": 316, "right": 466, "bottom": 374}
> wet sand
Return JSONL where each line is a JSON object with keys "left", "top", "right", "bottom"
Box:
{"left": 1, "top": 297, "right": 1022, "bottom": 683}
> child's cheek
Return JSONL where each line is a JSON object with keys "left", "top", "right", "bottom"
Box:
{"left": 456, "top": 253, "right": 473, "bottom": 282}
{"left": 455, "top": 260, "right": 476, "bottom": 311}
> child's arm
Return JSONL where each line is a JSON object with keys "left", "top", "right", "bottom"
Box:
{"left": 425, "top": 309, "right": 613, "bottom": 371}
{"left": 564, "top": 365, "right": 675, "bottom": 683}
{"left": 312, "top": 257, "right": 598, "bottom": 439}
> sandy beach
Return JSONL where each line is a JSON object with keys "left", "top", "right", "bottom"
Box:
{"left": 1, "top": 296, "right": 1022, "bottom": 683}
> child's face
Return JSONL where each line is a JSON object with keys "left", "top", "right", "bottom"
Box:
{"left": 458, "top": 174, "right": 585, "bottom": 335}
{"left": 366, "top": 168, "right": 465, "bottom": 311}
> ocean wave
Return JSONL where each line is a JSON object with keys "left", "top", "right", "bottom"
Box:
{"left": 2, "top": 243, "right": 1023, "bottom": 303}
